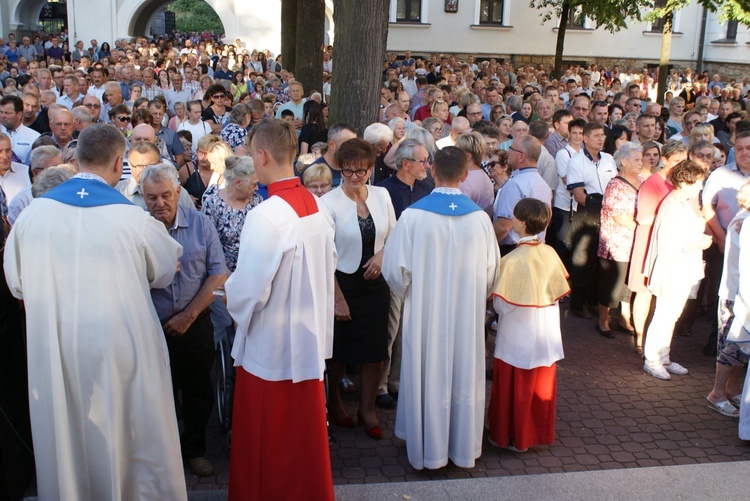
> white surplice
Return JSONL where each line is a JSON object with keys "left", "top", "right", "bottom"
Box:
{"left": 3, "top": 180, "right": 187, "bottom": 500}
{"left": 383, "top": 189, "right": 499, "bottom": 470}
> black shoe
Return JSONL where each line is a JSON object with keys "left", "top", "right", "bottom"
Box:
{"left": 570, "top": 308, "right": 592, "bottom": 319}
{"left": 375, "top": 394, "right": 397, "bottom": 409}
{"left": 595, "top": 325, "right": 615, "bottom": 339}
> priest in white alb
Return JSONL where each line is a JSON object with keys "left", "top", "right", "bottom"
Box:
{"left": 3, "top": 124, "right": 187, "bottom": 500}
{"left": 382, "top": 145, "right": 500, "bottom": 470}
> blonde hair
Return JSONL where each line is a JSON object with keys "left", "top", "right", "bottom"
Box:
{"left": 248, "top": 119, "right": 298, "bottom": 165}
{"left": 205, "top": 141, "right": 233, "bottom": 175}
{"left": 454, "top": 131, "right": 486, "bottom": 166}
{"left": 689, "top": 124, "right": 714, "bottom": 149}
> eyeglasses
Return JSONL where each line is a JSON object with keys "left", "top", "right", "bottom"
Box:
{"left": 341, "top": 168, "right": 369, "bottom": 178}
{"left": 129, "top": 163, "right": 155, "bottom": 170}
{"left": 83, "top": 103, "right": 101, "bottom": 109}
{"left": 407, "top": 158, "right": 430, "bottom": 166}
{"left": 508, "top": 146, "right": 525, "bottom": 155}
{"left": 212, "top": 94, "right": 225, "bottom": 99}
{"left": 115, "top": 115, "right": 130, "bottom": 122}
{"left": 307, "top": 182, "right": 331, "bottom": 191}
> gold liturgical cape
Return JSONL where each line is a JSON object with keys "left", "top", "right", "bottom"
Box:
{"left": 491, "top": 240, "right": 570, "bottom": 307}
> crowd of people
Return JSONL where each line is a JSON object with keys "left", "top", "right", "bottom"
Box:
{"left": 1, "top": 28, "right": 750, "bottom": 500}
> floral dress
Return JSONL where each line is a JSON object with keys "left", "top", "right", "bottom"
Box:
{"left": 200, "top": 184, "right": 262, "bottom": 272}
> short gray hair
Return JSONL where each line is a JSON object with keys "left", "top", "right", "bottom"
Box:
{"left": 404, "top": 127, "right": 437, "bottom": 162}
{"left": 32, "top": 166, "right": 74, "bottom": 197}
{"left": 387, "top": 117, "right": 405, "bottom": 134}
{"left": 140, "top": 163, "right": 180, "bottom": 189}
{"left": 393, "top": 138, "right": 424, "bottom": 171}
{"left": 613, "top": 141, "right": 643, "bottom": 169}
{"left": 507, "top": 95, "right": 522, "bottom": 112}
{"left": 229, "top": 103, "right": 250, "bottom": 124}
{"left": 223, "top": 155, "right": 256, "bottom": 183}
{"left": 30, "top": 145, "right": 62, "bottom": 171}
{"left": 363, "top": 122, "right": 393, "bottom": 146}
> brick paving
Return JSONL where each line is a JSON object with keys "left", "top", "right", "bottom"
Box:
{"left": 187, "top": 305, "right": 750, "bottom": 491}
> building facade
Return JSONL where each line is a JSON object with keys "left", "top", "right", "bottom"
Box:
{"left": 0, "top": 0, "right": 747, "bottom": 76}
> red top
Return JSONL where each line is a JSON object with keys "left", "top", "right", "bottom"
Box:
{"left": 268, "top": 178, "right": 319, "bottom": 217}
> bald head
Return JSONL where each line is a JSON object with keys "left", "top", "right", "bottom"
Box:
{"left": 130, "top": 123, "right": 157, "bottom": 144}
{"left": 451, "top": 117, "right": 470, "bottom": 138}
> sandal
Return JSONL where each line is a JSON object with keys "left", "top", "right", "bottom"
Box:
{"left": 729, "top": 394, "right": 742, "bottom": 407}
{"left": 707, "top": 397, "right": 739, "bottom": 417}
{"left": 634, "top": 346, "right": 644, "bottom": 359}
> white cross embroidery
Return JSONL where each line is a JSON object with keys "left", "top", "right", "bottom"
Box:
{"left": 449, "top": 203, "right": 457, "bottom": 211}
{"left": 77, "top": 188, "right": 89, "bottom": 199}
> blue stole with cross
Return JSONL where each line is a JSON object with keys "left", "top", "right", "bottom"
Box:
{"left": 40, "top": 178, "right": 134, "bottom": 207}
{"left": 408, "top": 190, "right": 482, "bottom": 216}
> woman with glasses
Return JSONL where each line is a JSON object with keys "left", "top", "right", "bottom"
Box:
{"left": 108, "top": 104, "right": 131, "bottom": 135}
{"left": 322, "top": 139, "right": 396, "bottom": 440}
{"left": 421, "top": 117, "right": 444, "bottom": 143}
{"left": 180, "top": 134, "right": 225, "bottom": 207}
{"left": 202, "top": 84, "right": 232, "bottom": 134}
{"left": 303, "top": 164, "right": 333, "bottom": 197}
{"left": 167, "top": 101, "right": 188, "bottom": 132}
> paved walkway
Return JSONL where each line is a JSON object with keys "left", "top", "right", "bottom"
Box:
{"left": 188, "top": 305, "right": 750, "bottom": 492}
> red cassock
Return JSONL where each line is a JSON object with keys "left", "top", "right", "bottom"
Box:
{"left": 488, "top": 360, "right": 557, "bottom": 451}
{"left": 228, "top": 179, "right": 334, "bottom": 501}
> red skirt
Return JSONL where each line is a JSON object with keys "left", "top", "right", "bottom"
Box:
{"left": 488, "top": 358, "right": 557, "bottom": 451}
{"left": 228, "top": 369, "right": 334, "bottom": 501}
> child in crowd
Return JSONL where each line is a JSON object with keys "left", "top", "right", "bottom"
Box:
{"left": 488, "top": 198, "right": 569, "bottom": 452}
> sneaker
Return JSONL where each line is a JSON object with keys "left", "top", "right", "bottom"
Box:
{"left": 643, "top": 362, "right": 671, "bottom": 380}
{"left": 664, "top": 362, "right": 688, "bottom": 375}
{"left": 188, "top": 457, "right": 214, "bottom": 477}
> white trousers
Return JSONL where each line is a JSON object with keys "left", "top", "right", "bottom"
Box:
{"left": 644, "top": 289, "right": 691, "bottom": 367}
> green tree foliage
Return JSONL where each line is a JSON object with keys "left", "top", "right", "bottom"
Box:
{"left": 646, "top": 0, "right": 750, "bottom": 105}
{"left": 165, "top": 0, "right": 224, "bottom": 34}
{"left": 529, "top": 0, "right": 653, "bottom": 78}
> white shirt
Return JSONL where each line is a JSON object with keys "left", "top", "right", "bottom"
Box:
{"left": 2, "top": 123, "right": 40, "bottom": 165}
{"left": 0, "top": 162, "right": 31, "bottom": 202}
{"left": 56, "top": 93, "right": 81, "bottom": 110}
{"left": 554, "top": 144, "right": 579, "bottom": 211}
{"left": 177, "top": 120, "right": 210, "bottom": 152}
{"left": 86, "top": 85, "right": 105, "bottom": 101}
{"left": 566, "top": 147, "right": 617, "bottom": 199}
{"left": 436, "top": 135, "right": 455, "bottom": 149}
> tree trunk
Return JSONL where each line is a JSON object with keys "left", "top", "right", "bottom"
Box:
{"left": 329, "top": 0, "right": 390, "bottom": 135}
{"left": 295, "top": 0, "right": 325, "bottom": 97}
{"left": 553, "top": 2, "right": 570, "bottom": 80}
{"left": 656, "top": 12, "right": 673, "bottom": 106}
{"left": 281, "top": 0, "right": 298, "bottom": 73}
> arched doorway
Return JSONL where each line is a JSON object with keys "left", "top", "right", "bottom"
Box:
{"left": 119, "top": 0, "right": 234, "bottom": 39}
{"left": 38, "top": 0, "right": 67, "bottom": 33}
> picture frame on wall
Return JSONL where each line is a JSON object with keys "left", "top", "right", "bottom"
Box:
{"left": 445, "top": 0, "right": 458, "bottom": 13}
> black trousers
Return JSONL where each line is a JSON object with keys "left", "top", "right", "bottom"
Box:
{"left": 567, "top": 209, "right": 601, "bottom": 311}
{"left": 166, "top": 313, "right": 215, "bottom": 459}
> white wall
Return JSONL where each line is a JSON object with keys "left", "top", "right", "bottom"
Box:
{"left": 386, "top": 1, "right": 706, "bottom": 62}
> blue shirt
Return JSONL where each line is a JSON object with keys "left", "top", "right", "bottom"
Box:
{"left": 150, "top": 205, "right": 228, "bottom": 323}
{"left": 377, "top": 173, "right": 432, "bottom": 220}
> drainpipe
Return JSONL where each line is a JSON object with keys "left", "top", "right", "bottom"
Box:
{"left": 697, "top": 6, "right": 708, "bottom": 73}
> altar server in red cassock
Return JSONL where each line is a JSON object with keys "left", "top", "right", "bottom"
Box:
{"left": 225, "top": 119, "right": 336, "bottom": 501}
{"left": 488, "top": 198, "right": 570, "bottom": 452}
